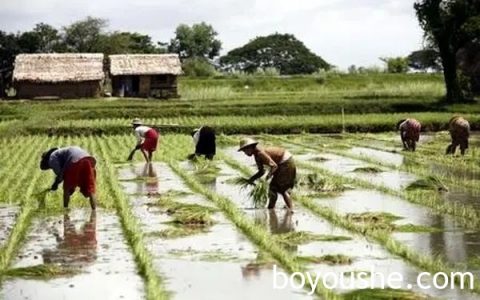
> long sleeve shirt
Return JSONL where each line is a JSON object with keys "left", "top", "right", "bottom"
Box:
{"left": 49, "top": 146, "right": 91, "bottom": 185}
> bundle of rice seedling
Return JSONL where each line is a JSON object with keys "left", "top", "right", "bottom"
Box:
{"left": 192, "top": 158, "right": 221, "bottom": 180}
{"left": 406, "top": 176, "right": 448, "bottom": 192}
{"left": 297, "top": 173, "right": 345, "bottom": 193}
{"left": 230, "top": 176, "right": 269, "bottom": 208}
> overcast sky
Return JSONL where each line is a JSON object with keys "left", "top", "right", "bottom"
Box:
{"left": 0, "top": 0, "right": 425, "bottom": 69}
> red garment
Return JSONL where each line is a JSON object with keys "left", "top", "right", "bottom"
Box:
{"left": 402, "top": 119, "right": 421, "bottom": 142}
{"left": 64, "top": 157, "right": 96, "bottom": 197}
{"left": 141, "top": 128, "right": 159, "bottom": 152}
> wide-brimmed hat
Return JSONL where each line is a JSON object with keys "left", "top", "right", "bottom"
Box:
{"left": 40, "top": 148, "right": 58, "bottom": 170}
{"left": 131, "top": 118, "right": 143, "bottom": 126}
{"left": 238, "top": 138, "right": 259, "bottom": 151}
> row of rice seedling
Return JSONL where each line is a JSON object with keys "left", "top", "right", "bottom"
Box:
{"left": 4, "top": 112, "right": 480, "bottom": 138}
{"left": 219, "top": 152, "right": 480, "bottom": 294}
{"left": 265, "top": 135, "right": 480, "bottom": 229}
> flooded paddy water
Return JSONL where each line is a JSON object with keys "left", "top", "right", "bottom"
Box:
{"left": 118, "top": 162, "right": 313, "bottom": 300}
{"left": 209, "top": 155, "right": 480, "bottom": 299}
{"left": 0, "top": 205, "right": 18, "bottom": 247}
{"left": 221, "top": 147, "right": 480, "bottom": 298}
{"left": 1, "top": 209, "right": 145, "bottom": 300}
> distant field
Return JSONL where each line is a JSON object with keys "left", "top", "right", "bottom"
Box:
{"left": 0, "top": 73, "right": 478, "bottom": 137}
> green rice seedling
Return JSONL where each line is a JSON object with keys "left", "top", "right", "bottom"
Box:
{"left": 346, "top": 212, "right": 403, "bottom": 231}
{"left": 297, "top": 173, "right": 346, "bottom": 193}
{"left": 147, "top": 227, "right": 208, "bottom": 239}
{"left": 353, "top": 166, "right": 383, "bottom": 173}
{"left": 192, "top": 158, "right": 221, "bottom": 181}
{"left": 249, "top": 179, "right": 269, "bottom": 208}
{"left": 2, "top": 264, "right": 79, "bottom": 279}
{"left": 343, "top": 288, "right": 429, "bottom": 300}
{"left": 406, "top": 176, "right": 448, "bottom": 192}
{"left": 274, "top": 231, "right": 351, "bottom": 247}
{"left": 297, "top": 254, "right": 352, "bottom": 265}
{"left": 229, "top": 176, "right": 269, "bottom": 208}
{"left": 395, "top": 224, "right": 443, "bottom": 233}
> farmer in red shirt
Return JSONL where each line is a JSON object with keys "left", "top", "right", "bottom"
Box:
{"left": 127, "top": 118, "right": 159, "bottom": 163}
{"left": 397, "top": 118, "right": 421, "bottom": 151}
{"left": 40, "top": 146, "right": 97, "bottom": 210}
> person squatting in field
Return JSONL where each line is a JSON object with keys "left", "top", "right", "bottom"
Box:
{"left": 188, "top": 126, "right": 216, "bottom": 160}
{"left": 446, "top": 116, "right": 470, "bottom": 156}
{"left": 128, "top": 118, "right": 160, "bottom": 163}
{"left": 397, "top": 118, "right": 421, "bottom": 151}
{"left": 40, "top": 146, "right": 97, "bottom": 210}
{"left": 238, "top": 138, "right": 296, "bottom": 211}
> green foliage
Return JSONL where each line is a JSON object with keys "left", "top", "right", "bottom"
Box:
{"left": 414, "top": 0, "right": 480, "bottom": 102}
{"left": 182, "top": 57, "right": 218, "bottom": 77}
{"left": 62, "top": 16, "right": 108, "bottom": 52}
{"left": 168, "top": 22, "right": 221, "bottom": 60}
{"left": 380, "top": 57, "right": 409, "bottom": 74}
{"left": 408, "top": 49, "right": 442, "bottom": 71}
{"left": 220, "top": 33, "right": 330, "bottom": 75}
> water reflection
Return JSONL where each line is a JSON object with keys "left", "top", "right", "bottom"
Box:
{"left": 143, "top": 162, "right": 159, "bottom": 196}
{"left": 42, "top": 211, "right": 97, "bottom": 265}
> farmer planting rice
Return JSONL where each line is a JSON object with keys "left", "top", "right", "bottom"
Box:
{"left": 446, "top": 116, "right": 470, "bottom": 156}
{"left": 188, "top": 126, "right": 216, "bottom": 160}
{"left": 397, "top": 118, "right": 421, "bottom": 151}
{"left": 238, "top": 138, "right": 296, "bottom": 211}
{"left": 128, "top": 118, "right": 159, "bottom": 163}
{"left": 40, "top": 146, "right": 97, "bottom": 210}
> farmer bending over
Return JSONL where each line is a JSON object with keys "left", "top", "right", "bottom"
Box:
{"left": 128, "top": 118, "right": 159, "bottom": 163}
{"left": 397, "top": 118, "right": 421, "bottom": 151}
{"left": 238, "top": 138, "right": 296, "bottom": 211}
{"left": 188, "top": 126, "right": 216, "bottom": 160}
{"left": 40, "top": 146, "right": 97, "bottom": 210}
{"left": 446, "top": 116, "right": 470, "bottom": 156}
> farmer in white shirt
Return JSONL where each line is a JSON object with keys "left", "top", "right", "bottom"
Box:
{"left": 127, "top": 118, "right": 160, "bottom": 163}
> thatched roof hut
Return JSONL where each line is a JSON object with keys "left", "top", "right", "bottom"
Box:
{"left": 109, "top": 54, "right": 182, "bottom": 76}
{"left": 13, "top": 53, "right": 104, "bottom": 83}
{"left": 13, "top": 53, "right": 105, "bottom": 99}
{"left": 109, "top": 54, "right": 181, "bottom": 98}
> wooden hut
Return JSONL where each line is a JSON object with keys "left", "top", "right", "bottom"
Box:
{"left": 109, "top": 54, "right": 182, "bottom": 98}
{"left": 13, "top": 53, "right": 104, "bottom": 99}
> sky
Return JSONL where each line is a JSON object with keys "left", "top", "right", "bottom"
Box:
{"left": 0, "top": 0, "right": 425, "bottom": 69}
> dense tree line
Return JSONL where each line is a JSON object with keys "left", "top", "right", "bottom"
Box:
{"left": 0, "top": 17, "right": 166, "bottom": 96}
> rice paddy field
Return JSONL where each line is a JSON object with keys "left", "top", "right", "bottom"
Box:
{"left": 0, "top": 74, "right": 479, "bottom": 299}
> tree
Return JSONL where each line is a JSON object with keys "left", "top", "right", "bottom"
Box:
{"left": 168, "top": 22, "right": 221, "bottom": 60}
{"left": 220, "top": 33, "right": 330, "bottom": 75}
{"left": 380, "top": 57, "right": 409, "bottom": 73}
{"left": 407, "top": 49, "right": 442, "bottom": 71}
{"left": 96, "top": 32, "right": 165, "bottom": 55}
{"left": 0, "top": 31, "right": 20, "bottom": 96}
{"left": 414, "top": 0, "right": 480, "bottom": 102}
{"left": 63, "top": 16, "right": 108, "bottom": 52}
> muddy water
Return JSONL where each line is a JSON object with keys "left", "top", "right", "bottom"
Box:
{"left": 211, "top": 160, "right": 480, "bottom": 299}
{"left": 1, "top": 209, "right": 145, "bottom": 300}
{"left": 348, "top": 147, "right": 405, "bottom": 167}
{"left": 0, "top": 205, "right": 18, "bottom": 247}
{"left": 316, "top": 189, "right": 480, "bottom": 267}
{"left": 119, "top": 163, "right": 313, "bottom": 300}
{"left": 225, "top": 146, "right": 417, "bottom": 191}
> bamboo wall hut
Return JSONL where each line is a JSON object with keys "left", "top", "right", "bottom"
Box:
{"left": 109, "top": 54, "right": 182, "bottom": 98}
{"left": 13, "top": 53, "right": 104, "bottom": 99}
